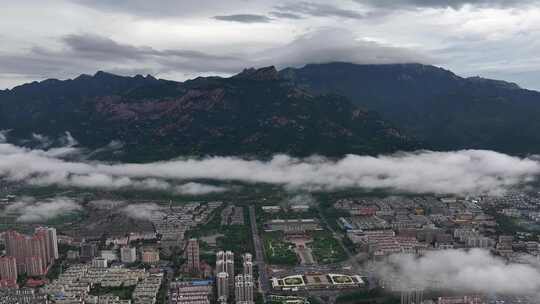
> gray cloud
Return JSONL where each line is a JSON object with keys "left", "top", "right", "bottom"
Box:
{"left": 87, "top": 199, "right": 165, "bottom": 221}
{"left": 0, "top": 141, "right": 539, "bottom": 195}
{"left": 62, "top": 34, "right": 242, "bottom": 65}
{"left": 88, "top": 199, "right": 126, "bottom": 210}
{"left": 25, "top": 171, "right": 229, "bottom": 195}
{"left": 71, "top": 0, "right": 257, "bottom": 18}
{"left": 377, "top": 249, "right": 540, "bottom": 296}
{"left": 356, "top": 0, "right": 539, "bottom": 9}
{"left": 0, "top": 33, "right": 248, "bottom": 84}
{"left": 3, "top": 197, "right": 83, "bottom": 223}
{"left": 281, "top": 193, "right": 316, "bottom": 209}
{"left": 62, "top": 34, "right": 151, "bottom": 61}
{"left": 2, "top": 0, "right": 539, "bottom": 91}
{"left": 269, "top": 11, "right": 303, "bottom": 19}
{"left": 71, "top": 0, "right": 540, "bottom": 18}
{"left": 213, "top": 14, "right": 273, "bottom": 23}
{"left": 84, "top": 140, "right": 124, "bottom": 159}
{"left": 31, "top": 133, "right": 52, "bottom": 148}
{"left": 260, "top": 28, "right": 432, "bottom": 67}
{"left": 1, "top": 135, "right": 228, "bottom": 194}
{"left": 71, "top": 0, "right": 377, "bottom": 21}
{"left": 120, "top": 203, "right": 165, "bottom": 221}
{"left": 274, "top": 2, "right": 368, "bottom": 19}
{"left": 0, "top": 29, "right": 428, "bottom": 88}
{"left": 175, "top": 182, "right": 229, "bottom": 195}
{"left": 431, "top": 36, "right": 540, "bottom": 90}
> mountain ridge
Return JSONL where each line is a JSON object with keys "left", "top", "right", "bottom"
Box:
{"left": 0, "top": 66, "right": 414, "bottom": 161}
{"left": 2, "top": 62, "right": 540, "bottom": 159}
{"left": 280, "top": 62, "right": 540, "bottom": 154}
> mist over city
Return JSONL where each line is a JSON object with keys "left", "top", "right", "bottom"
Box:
{"left": 1, "top": 1, "right": 540, "bottom": 304}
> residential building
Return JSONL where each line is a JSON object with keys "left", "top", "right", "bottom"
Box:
{"left": 0, "top": 256, "right": 18, "bottom": 282}
{"left": 185, "top": 238, "right": 200, "bottom": 272}
{"left": 141, "top": 248, "right": 160, "bottom": 264}
{"left": 264, "top": 219, "right": 321, "bottom": 233}
{"left": 4, "top": 228, "right": 57, "bottom": 276}
{"left": 216, "top": 272, "right": 229, "bottom": 303}
{"left": 235, "top": 274, "right": 254, "bottom": 304}
{"left": 120, "top": 247, "right": 137, "bottom": 264}
{"left": 92, "top": 258, "right": 108, "bottom": 268}
{"left": 169, "top": 280, "right": 213, "bottom": 304}
{"left": 80, "top": 242, "right": 98, "bottom": 261}
{"left": 242, "top": 253, "right": 253, "bottom": 277}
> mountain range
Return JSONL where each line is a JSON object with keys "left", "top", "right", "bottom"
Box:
{"left": 1, "top": 62, "right": 539, "bottom": 161}
{"left": 0, "top": 66, "right": 412, "bottom": 161}
{"left": 281, "top": 63, "right": 540, "bottom": 154}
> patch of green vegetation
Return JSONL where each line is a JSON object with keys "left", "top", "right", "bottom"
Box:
{"left": 342, "top": 236, "right": 358, "bottom": 254}
{"left": 188, "top": 206, "right": 224, "bottom": 238}
{"left": 283, "top": 277, "right": 304, "bottom": 285}
{"left": 89, "top": 284, "right": 135, "bottom": 300}
{"left": 45, "top": 210, "right": 86, "bottom": 227}
{"left": 58, "top": 243, "right": 80, "bottom": 256}
{"left": 46, "top": 261, "right": 65, "bottom": 280}
{"left": 156, "top": 278, "right": 167, "bottom": 304}
{"left": 17, "top": 273, "right": 28, "bottom": 286}
{"left": 217, "top": 225, "right": 253, "bottom": 254}
{"left": 200, "top": 252, "right": 217, "bottom": 266}
{"left": 308, "top": 296, "right": 324, "bottom": 304}
{"left": 255, "top": 293, "right": 265, "bottom": 304}
{"left": 263, "top": 232, "right": 299, "bottom": 265}
{"left": 485, "top": 208, "right": 521, "bottom": 235}
{"left": 309, "top": 231, "right": 347, "bottom": 264}
{"left": 315, "top": 194, "right": 351, "bottom": 231}
{"left": 332, "top": 275, "right": 353, "bottom": 284}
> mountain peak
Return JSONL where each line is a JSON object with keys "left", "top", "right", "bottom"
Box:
{"left": 234, "top": 66, "right": 279, "bottom": 81}
{"left": 93, "top": 70, "right": 117, "bottom": 79}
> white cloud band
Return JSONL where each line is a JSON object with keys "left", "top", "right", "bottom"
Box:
{"left": 1, "top": 141, "right": 539, "bottom": 195}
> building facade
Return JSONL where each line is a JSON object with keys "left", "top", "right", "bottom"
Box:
{"left": 4, "top": 227, "right": 58, "bottom": 276}
{"left": 234, "top": 274, "right": 254, "bottom": 304}
{"left": 186, "top": 238, "right": 200, "bottom": 272}
{"left": 120, "top": 247, "right": 137, "bottom": 263}
{"left": 0, "top": 256, "right": 18, "bottom": 283}
{"left": 216, "top": 272, "right": 229, "bottom": 303}
{"left": 141, "top": 248, "right": 160, "bottom": 264}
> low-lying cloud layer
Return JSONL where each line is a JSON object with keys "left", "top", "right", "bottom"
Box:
{"left": 3, "top": 197, "right": 83, "bottom": 222}
{"left": 120, "top": 203, "right": 165, "bottom": 221}
{"left": 175, "top": 182, "right": 229, "bottom": 195}
{"left": 281, "top": 193, "right": 316, "bottom": 209}
{"left": 87, "top": 199, "right": 126, "bottom": 210}
{"left": 87, "top": 199, "right": 166, "bottom": 221}
{"left": 377, "top": 249, "right": 540, "bottom": 295}
{"left": 1, "top": 140, "right": 539, "bottom": 195}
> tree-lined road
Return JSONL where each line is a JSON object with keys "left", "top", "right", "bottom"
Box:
{"left": 249, "top": 205, "right": 270, "bottom": 302}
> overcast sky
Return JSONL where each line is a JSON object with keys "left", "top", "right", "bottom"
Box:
{"left": 1, "top": 0, "right": 539, "bottom": 90}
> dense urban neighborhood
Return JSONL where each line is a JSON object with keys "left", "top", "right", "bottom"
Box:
{"left": 1, "top": 185, "right": 540, "bottom": 304}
